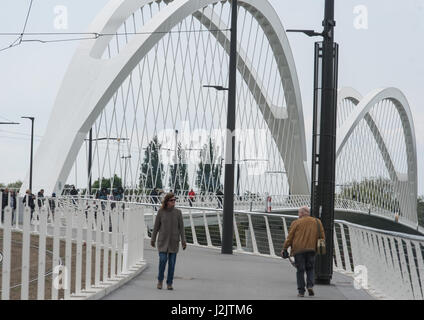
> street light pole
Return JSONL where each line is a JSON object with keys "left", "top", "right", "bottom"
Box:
{"left": 174, "top": 130, "right": 179, "bottom": 192}
{"left": 221, "top": 0, "right": 238, "bottom": 255}
{"left": 311, "top": 0, "right": 338, "bottom": 284}
{"left": 21, "top": 117, "right": 35, "bottom": 192}
{"left": 287, "top": 0, "right": 338, "bottom": 284}
{"left": 237, "top": 140, "right": 240, "bottom": 197}
{"left": 88, "top": 128, "right": 92, "bottom": 195}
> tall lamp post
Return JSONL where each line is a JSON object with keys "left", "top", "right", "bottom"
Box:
{"left": 287, "top": 0, "right": 338, "bottom": 284}
{"left": 173, "top": 130, "right": 179, "bottom": 192}
{"left": 88, "top": 129, "right": 93, "bottom": 194}
{"left": 236, "top": 141, "right": 241, "bottom": 197}
{"left": 21, "top": 117, "right": 35, "bottom": 192}
{"left": 202, "top": 0, "right": 237, "bottom": 254}
{"left": 221, "top": 0, "right": 238, "bottom": 255}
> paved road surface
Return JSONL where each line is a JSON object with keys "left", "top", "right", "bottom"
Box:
{"left": 104, "top": 241, "right": 373, "bottom": 300}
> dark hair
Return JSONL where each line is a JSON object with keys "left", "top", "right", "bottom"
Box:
{"left": 161, "top": 193, "right": 176, "bottom": 209}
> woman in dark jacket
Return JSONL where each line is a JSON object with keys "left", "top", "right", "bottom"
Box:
{"left": 151, "top": 193, "right": 186, "bottom": 290}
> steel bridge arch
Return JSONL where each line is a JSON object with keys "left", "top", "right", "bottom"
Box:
{"left": 21, "top": 0, "right": 310, "bottom": 196}
{"left": 337, "top": 87, "right": 418, "bottom": 227}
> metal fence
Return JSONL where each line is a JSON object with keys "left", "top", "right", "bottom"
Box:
{"left": 338, "top": 221, "right": 424, "bottom": 299}
{"left": 1, "top": 193, "right": 423, "bottom": 300}
{"left": 131, "top": 193, "right": 423, "bottom": 232}
{"left": 13, "top": 190, "right": 421, "bottom": 231}
{"left": 0, "top": 194, "right": 145, "bottom": 300}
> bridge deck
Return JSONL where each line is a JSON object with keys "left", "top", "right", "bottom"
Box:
{"left": 104, "top": 241, "right": 373, "bottom": 300}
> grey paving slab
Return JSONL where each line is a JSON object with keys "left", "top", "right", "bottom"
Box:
{"left": 104, "top": 241, "right": 374, "bottom": 300}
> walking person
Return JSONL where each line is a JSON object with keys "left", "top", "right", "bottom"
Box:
{"left": 49, "top": 193, "right": 57, "bottom": 221}
{"left": 70, "top": 185, "right": 78, "bottom": 196}
{"left": 1, "top": 188, "right": 9, "bottom": 223}
{"left": 281, "top": 206, "right": 325, "bottom": 297}
{"left": 37, "top": 189, "right": 45, "bottom": 208}
{"left": 188, "top": 189, "right": 195, "bottom": 207}
{"left": 9, "top": 190, "right": 17, "bottom": 224}
{"left": 151, "top": 193, "right": 187, "bottom": 290}
{"left": 70, "top": 185, "right": 78, "bottom": 205}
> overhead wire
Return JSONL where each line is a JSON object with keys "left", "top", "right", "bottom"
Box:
{"left": 0, "top": 29, "right": 232, "bottom": 48}
{"left": 0, "top": 0, "right": 34, "bottom": 52}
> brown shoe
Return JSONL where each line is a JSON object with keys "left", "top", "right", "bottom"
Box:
{"left": 157, "top": 281, "right": 163, "bottom": 289}
{"left": 307, "top": 288, "right": 314, "bottom": 296}
{"left": 167, "top": 284, "right": 173, "bottom": 290}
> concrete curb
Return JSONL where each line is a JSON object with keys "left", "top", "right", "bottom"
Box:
{"left": 69, "top": 261, "right": 148, "bottom": 300}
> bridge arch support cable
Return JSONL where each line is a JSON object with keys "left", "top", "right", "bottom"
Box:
{"left": 21, "top": 0, "right": 310, "bottom": 197}
{"left": 337, "top": 87, "right": 418, "bottom": 228}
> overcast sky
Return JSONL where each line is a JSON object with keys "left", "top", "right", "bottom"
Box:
{"left": 0, "top": 0, "right": 423, "bottom": 195}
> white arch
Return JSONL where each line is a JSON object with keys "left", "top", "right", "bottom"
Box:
{"left": 337, "top": 87, "right": 362, "bottom": 106}
{"left": 337, "top": 87, "right": 418, "bottom": 227}
{"left": 21, "top": 0, "right": 309, "bottom": 195}
{"left": 193, "top": 7, "right": 309, "bottom": 194}
{"left": 338, "top": 87, "right": 400, "bottom": 183}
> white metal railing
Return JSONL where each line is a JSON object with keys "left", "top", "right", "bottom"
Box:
{"left": 6, "top": 189, "right": 424, "bottom": 234}
{"left": 68, "top": 193, "right": 420, "bottom": 231}
{"left": 2, "top": 192, "right": 423, "bottom": 300}
{"left": 336, "top": 221, "right": 424, "bottom": 299}
{"left": 0, "top": 195, "right": 145, "bottom": 300}
{"left": 13, "top": 191, "right": 419, "bottom": 231}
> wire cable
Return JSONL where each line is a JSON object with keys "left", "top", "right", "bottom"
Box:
{"left": 0, "top": 29, "right": 232, "bottom": 47}
{"left": 20, "top": 0, "right": 35, "bottom": 42}
{"left": 0, "top": 0, "right": 34, "bottom": 52}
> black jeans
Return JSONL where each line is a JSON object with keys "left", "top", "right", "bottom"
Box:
{"left": 294, "top": 251, "right": 316, "bottom": 294}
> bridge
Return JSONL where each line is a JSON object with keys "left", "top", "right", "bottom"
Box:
{"left": 0, "top": 0, "right": 423, "bottom": 301}
{"left": 0, "top": 198, "right": 422, "bottom": 300}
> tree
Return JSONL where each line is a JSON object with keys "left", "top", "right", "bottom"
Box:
{"left": 196, "top": 138, "right": 222, "bottom": 193}
{"left": 169, "top": 142, "right": 190, "bottom": 193}
{"left": 0, "top": 181, "right": 22, "bottom": 190}
{"left": 338, "top": 177, "right": 400, "bottom": 213}
{"left": 92, "top": 174, "right": 122, "bottom": 190}
{"left": 7, "top": 180, "right": 23, "bottom": 189}
{"left": 140, "top": 136, "right": 164, "bottom": 192}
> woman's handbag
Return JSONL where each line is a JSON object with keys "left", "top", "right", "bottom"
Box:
{"left": 316, "top": 218, "right": 326, "bottom": 255}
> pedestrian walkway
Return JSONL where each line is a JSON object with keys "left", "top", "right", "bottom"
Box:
{"left": 104, "top": 241, "right": 373, "bottom": 300}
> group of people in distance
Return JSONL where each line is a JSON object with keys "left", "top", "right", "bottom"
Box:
{"left": 1, "top": 188, "right": 57, "bottom": 221}
{"left": 150, "top": 188, "right": 224, "bottom": 209}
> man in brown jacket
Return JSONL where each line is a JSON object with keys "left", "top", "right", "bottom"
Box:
{"left": 281, "top": 206, "right": 325, "bottom": 297}
{"left": 151, "top": 193, "right": 187, "bottom": 290}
